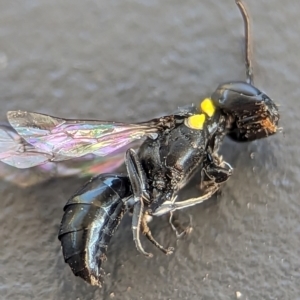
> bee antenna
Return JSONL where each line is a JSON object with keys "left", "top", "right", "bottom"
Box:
{"left": 235, "top": 0, "right": 254, "bottom": 85}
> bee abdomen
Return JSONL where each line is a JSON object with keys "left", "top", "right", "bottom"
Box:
{"left": 58, "top": 174, "right": 132, "bottom": 286}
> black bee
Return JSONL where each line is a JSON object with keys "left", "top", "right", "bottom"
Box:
{"left": 0, "top": 0, "right": 279, "bottom": 286}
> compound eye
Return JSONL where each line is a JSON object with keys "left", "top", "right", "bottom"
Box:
{"left": 224, "top": 82, "right": 260, "bottom": 96}
{"left": 211, "top": 81, "right": 262, "bottom": 108}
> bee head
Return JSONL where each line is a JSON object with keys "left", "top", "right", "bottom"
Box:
{"left": 210, "top": 81, "right": 280, "bottom": 142}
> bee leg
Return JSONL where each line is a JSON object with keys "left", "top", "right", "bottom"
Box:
{"left": 152, "top": 186, "right": 219, "bottom": 216}
{"left": 164, "top": 159, "right": 231, "bottom": 213}
{"left": 125, "top": 149, "right": 153, "bottom": 257}
{"left": 141, "top": 213, "right": 174, "bottom": 255}
{"left": 167, "top": 186, "right": 220, "bottom": 212}
{"left": 131, "top": 200, "right": 153, "bottom": 257}
{"left": 152, "top": 153, "right": 231, "bottom": 216}
{"left": 169, "top": 212, "right": 193, "bottom": 238}
{"left": 125, "top": 149, "right": 150, "bottom": 204}
{"left": 201, "top": 152, "right": 233, "bottom": 189}
{"left": 171, "top": 156, "right": 233, "bottom": 213}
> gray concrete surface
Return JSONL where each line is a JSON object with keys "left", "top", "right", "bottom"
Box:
{"left": 0, "top": 0, "right": 299, "bottom": 299}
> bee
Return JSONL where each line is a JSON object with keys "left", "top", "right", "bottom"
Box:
{"left": 0, "top": 0, "right": 279, "bottom": 286}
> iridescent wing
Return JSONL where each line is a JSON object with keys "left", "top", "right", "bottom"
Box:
{"left": 0, "top": 123, "right": 143, "bottom": 186}
{"left": 5, "top": 111, "right": 162, "bottom": 168}
{"left": 0, "top": 152, "right": 128, "bottom": 187}
{"left": 0, "top": 123, "right": 52, "bottom": 168}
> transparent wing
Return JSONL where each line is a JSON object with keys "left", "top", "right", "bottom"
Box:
{"left": 0, "top": 151, "right": 128, "bottom": 187}
{"left": 0, "top": 123, "right": 52, "bottom": 185}
{"left": 5, "top": 110, "right": 162, "bottom": 168}
{"left": 0, "top": 123, "right": 52, "bottom": 168}
{"left": 0, "top": 153, "right": 124, "bottom": 187}
{"left": 0, "top": 123, "right": 143, "bottom": 186}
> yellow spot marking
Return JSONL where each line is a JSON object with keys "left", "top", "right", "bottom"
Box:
{"left": 200, "top": 98, "right": 216, "bottom": 117}
{"left": 186, "top": 114, "right": 206, "bottom": 130}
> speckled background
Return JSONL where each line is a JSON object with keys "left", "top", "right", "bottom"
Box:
{"left": 0, "top": 0, "right": 299, "bottom": 299}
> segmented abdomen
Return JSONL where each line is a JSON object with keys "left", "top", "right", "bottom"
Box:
{"left": 58, "top": 174, "right": 132, "bottom": 286}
